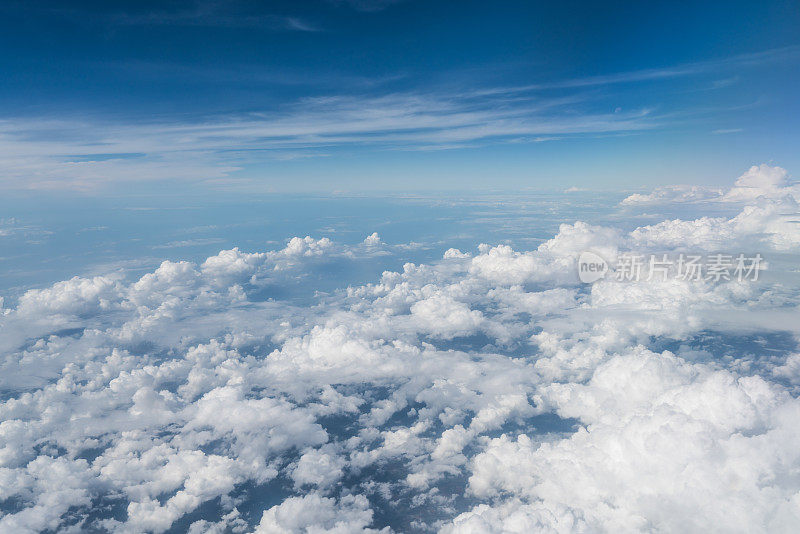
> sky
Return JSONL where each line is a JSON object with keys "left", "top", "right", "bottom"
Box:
{"left": 4, "top": 3, "right": 800, "bottom": 532}
{"left": 1, "top": 0, "right": 799, "bottom": 193}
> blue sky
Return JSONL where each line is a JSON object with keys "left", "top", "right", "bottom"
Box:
{"left": 1, "top": 0, "right": 799, "bottom": 193}
{"left": 5, "top": 4, "right": 800, "bottom": 532}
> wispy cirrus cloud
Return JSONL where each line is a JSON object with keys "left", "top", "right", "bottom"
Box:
{"left": 3, "top": 0, "right": 320, "bottom": 32}
{"left": 0, "top": 90, "right": 661, "bottom": 191}
{"left": 470, "top": 45, "right": 800, "bottom": 95}
{"left": 1, "top": 45, "right": 797, "bottom": 192}
{"left": 712, "top": 128, "right": 744, "bottom": 134}
{"left": 326, "top": 0, "right": 408, "bottom": 12}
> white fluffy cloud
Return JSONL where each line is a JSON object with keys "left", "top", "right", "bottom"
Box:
{"left": 622, "top": 164, "right": 799, "bottom": 206}
{"left": 254, "top": 494, "right": 385, "bottom": 533}
{"left": 621, "top": 184, "right": 724, "bottom": 205}
{"left": 724, "top": 164, "right": 800, "bottom": 202}
{"left": 453, "top": 350, "right": 800, "bottom": 532}
{"left": 628, "top": 197, "right": 800, "bottom": 251}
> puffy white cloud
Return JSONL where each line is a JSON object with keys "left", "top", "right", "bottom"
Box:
{"left": 16, "top": 275, "right": 123, "bottom": 317}
{"left": 443, "top": 248, "right": 471, "bottom": 259}
{"left": 468, "top": 222, "right": 622, "bottom": 288}
{"left": 201, "top": 248, "right": 267, "bottom": 285}
{"left": 622, "top": 184, "right": 724, "bottom": 205}
{"left": 0, "top": 457, "right": 94, "bottom": 534}
{"left": 459, "top": 349, "right": 800, "bottom": 532}
{"left": 363, "top": 232, "right": 382, "bottom": 246}
{"left": 291, "top": 445, "right": 346, "bottom": 489}
{"left": 629, "top": 197, "right": 800, "bottom": 251}
{"left": 410, "top": 294, "right": 484, "bottom": 339}
{"left": 624, "top": 166, "right": 800, "bottom": 252}
{"left": 254, "top": 494, "right": 384, "bottom": 533}
{"left": 622, "top": 164, "right": 799, "bottom": 206}
{"left": 442, "top": 500, "right": 588, "bottom": 533}
{"left": 723, "top": 164, "right": 799, "bottom": 202}
{"left": 281, "top": 236, "right": 334, "bottom": 258}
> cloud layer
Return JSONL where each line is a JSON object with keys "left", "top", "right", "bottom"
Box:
{"left": 1, "top": 165, "right": 800, "bottom": 532}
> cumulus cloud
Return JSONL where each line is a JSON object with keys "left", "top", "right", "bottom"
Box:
{"left": 723, "top": 164, "right": 799, "bottom": 202}
{"left": 1, "top": 164, "right": 800, "bottom": 532}
{"left": 254, "top": 494, "right": 384, "bottom": 533}
{"left": 629, "top": 196, "right": 800, "bottom": 251}
{"left": 621, "top": 184, "right": 724, "bottom": 205}
{"left": 622, "top": 164, "right": 799, "bottom": 206}
{"left": 455, "top": 350, "right": 800, "bottom": 532}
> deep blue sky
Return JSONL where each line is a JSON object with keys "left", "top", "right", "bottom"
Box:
{"left": 1, "top": 0, "right": 799, "bottom": 193}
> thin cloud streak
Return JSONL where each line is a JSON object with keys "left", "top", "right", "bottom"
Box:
{"left": 17, "top": 0, "right": 321, "bottom": 32}
{"left": 0, "top": 91, "right": 661, "bottom": 190}
{"left": 1, "top": 46, "right": 796, "bottom": 191}
{"left": 470, "top": 46, "right": 800, "bottom": 95}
